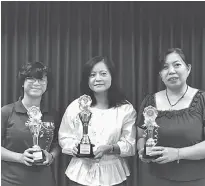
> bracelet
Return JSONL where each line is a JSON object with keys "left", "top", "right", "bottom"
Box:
{"left": 177, "top": 148, "right": 180, "bottom": 164}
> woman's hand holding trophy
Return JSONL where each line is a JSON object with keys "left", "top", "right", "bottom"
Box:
{"left": 25, "top": 106, "right": 45, "bottom": 165}
{"left": 140, "top": 106, "right": 161, "bottom": 161}
{"left": 76, "top": 95, "right": 95, "bottom": 158}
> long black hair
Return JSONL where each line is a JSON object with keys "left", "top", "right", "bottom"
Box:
{"left": 80, "top": 56, "right": 128, "bottom": 108}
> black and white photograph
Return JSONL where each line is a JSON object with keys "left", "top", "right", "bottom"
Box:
{"left": 1, "top": 1, "right": 205, "bottom": 186}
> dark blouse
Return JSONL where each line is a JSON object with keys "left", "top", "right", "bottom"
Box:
{"left": 1, "top": 98, "right": 60, "bottom": 186}
{"left": 136, "top": 90, "right": 205, "bottom": 181}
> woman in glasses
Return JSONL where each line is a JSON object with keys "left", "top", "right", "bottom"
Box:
{"left": 1, "top": 62, "right": 60, "bottom": 186}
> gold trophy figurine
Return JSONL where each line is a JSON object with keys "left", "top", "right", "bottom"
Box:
{"left": 26, "top": 106, "right": 45, "bottom": 164}
{"left": 142, "top": 106, "right": 160, "bottom": 159}
{"left": 76, "top": 95, "right": 94, "bottom": 158}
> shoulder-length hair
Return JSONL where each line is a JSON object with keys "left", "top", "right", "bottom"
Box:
{"left": 18, "top": 62, "right": 53, "bottom": 95}
{"left": 80, "top": 56, "right": 128, "bottom": 108}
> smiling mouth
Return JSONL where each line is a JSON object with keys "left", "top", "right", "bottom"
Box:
{"left": 31, "top": 88, "right": 41, "bottom": 90}
{"left": 168, "top": 77, "right": 178, "bottom": 81}
{"left": 94, "top": 84, "right": 104, "bottom": 86}
{"left": 94, "top": 84, "right": 103, "bottom": 87}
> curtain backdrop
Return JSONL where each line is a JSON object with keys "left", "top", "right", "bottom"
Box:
{"left": 1, "top": 2, "right": 205, "bottom": 186}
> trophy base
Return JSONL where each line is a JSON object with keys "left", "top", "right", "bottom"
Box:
{"left": 32, "top": 149, "right": 46, "bottom": 165}
{"left": 143, "top": 153, "right": 161, "bottom": 160}
{"left": 143, "top": 145, "right": 161, "bottom": 160}
{"left": 76, "top": 153, "right": 95, "bottom": 158}
{"left": 76, "top": 143, "right": 94, "bottom": 158}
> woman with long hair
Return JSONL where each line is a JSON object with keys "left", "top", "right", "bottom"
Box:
{"left": 59, "top": 56, "right": 136, "bottom": 186}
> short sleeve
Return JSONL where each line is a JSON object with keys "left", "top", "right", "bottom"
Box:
{"left": 50, "top": 109, "right": 61, "bottom": 150}
{"left": 136, "top": 94, "right": 154, "bottom": 129}
{"left": 1, "top": 104, "right": 13, "bottom": 143}
{"left": 201, "top": 92, "right": 205, "bottom": 127}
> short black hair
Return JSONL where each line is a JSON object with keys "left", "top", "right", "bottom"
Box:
{"left": 18, "top": 62, "right": 53, "bottom": 94}
{"left": 80, "top": 56, "right": 128, "bottom": 108}
{"left": 159, "top": 48, "right": 188, "bottom": 72}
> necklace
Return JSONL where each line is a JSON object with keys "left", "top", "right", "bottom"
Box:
{"left": 166, "top": 85, "right": 189, "bottom": 107}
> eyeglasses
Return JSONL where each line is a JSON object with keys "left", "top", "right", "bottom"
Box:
{"left": 25, "top": 77, "right": 47, "bottom": 85}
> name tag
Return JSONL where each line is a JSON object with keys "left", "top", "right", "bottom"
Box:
{"left": 80, "top": 144, "right": 91, "bottom": 154}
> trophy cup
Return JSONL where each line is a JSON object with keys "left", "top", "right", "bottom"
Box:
{"left": 142, "top": 106, "right": 160, "bottom": 159}
{"left": 26, "top": 106, "right": 45, "bottom": 164}
{"left": 76, "top": 95, "right": 94, "bottom": 158}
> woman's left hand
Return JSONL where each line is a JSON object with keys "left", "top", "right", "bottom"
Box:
{"left": 94, "top": 145, "right": 111, "bottom": 159}
{"left": 150, "top": 146, "right": 178, "bottom": 164}
{"left": 42, "top": 150, "right": 54, "bottom": 166}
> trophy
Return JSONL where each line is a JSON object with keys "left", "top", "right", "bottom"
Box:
{"left": 142, "top": 106, "right": 160, "bottom": 159}
{"left": 26, "top": 106, "right": 45, "bottom": 164}
{"left": 76, "top": 95, "right": 94, "bottom": 158}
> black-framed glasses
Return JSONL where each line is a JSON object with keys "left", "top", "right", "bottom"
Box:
{"left": 25, "top": 77, "right": 47, "bottom": 85}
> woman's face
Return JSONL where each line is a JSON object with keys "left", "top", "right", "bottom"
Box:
{"left": 23, "top": 75, "right": 48, "bottom": 98}
{"left": 88, "top": 61, "right": 112, "bottom": 94}
{"left": 159, "top": 52, "right": 191, "bottom": 89}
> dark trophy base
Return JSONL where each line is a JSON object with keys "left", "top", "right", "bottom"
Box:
{"left": 32, "top": 149, "right": 46, "bottom": 165}
{"left": 143, "top": 153, "right": 161, "bottom": 160}
{"left": 143, "top": 145, "right": 161, "bottom": 160}
{"left": 76, "top": 143, "right": 94, "bottom": 158}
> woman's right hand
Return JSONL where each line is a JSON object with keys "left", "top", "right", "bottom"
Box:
{"left": 71, "top": 145, "right": 78, "bottom": 157}
{"left": 138, "top": 148, "right": 152, "bottom": 163}
{"left": 61, "top": 141, "right": 79, "bottom": 156}
{"left": 69, "top": 141, "right": 79, "bottom": 157}
{"left": 19, "top": 148, "right": 35, "bottom": 166}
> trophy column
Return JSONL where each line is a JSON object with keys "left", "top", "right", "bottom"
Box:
{"left": 32, "top": 126, "right": 45, "bottom": 163}
{"left": 26, "top": 106, "right": 45, "bottom": 164}
{"left": 76, "top": 95, "right": 94, "bottom": 158}
{"left": 142, "top": 106, "right": 160, "bottom": 159}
